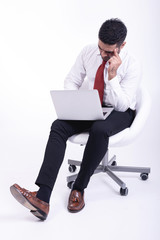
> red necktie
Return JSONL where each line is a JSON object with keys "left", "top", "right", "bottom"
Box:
{"left": 94, "top": 60, "right": 106, "bottom": 105}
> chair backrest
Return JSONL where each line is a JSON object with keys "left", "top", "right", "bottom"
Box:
{"left": 109, "top": 85, "right": 151, "bottom": 147}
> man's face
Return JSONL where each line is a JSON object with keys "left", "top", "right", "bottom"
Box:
{"left": 98, "top": 40, "right": 122, "bottom": 62}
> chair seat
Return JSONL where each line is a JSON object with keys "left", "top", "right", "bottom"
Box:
{"left": 69, "top": 127, "right": 130, "bottom": 147}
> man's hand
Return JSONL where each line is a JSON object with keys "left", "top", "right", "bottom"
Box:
{"left": 108, "top": 48, "right": 122, "bottom": 80}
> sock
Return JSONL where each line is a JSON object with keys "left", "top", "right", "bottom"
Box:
{"left": 72, "top": 185, "right": 84, "bottom": 196}
{"left": 36, "top": 185, "right": 52, "bottom": 203}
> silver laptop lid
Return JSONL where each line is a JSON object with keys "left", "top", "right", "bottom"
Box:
{"left": 50, "top": 90, "right": 104, "bottom": 120}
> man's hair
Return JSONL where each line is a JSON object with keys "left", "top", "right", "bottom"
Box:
{"left": 98, "top": 18, "right": 127, "bottom": 46}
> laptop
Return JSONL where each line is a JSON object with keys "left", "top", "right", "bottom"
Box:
{"left": 50, "top": 90, "right": 113, "bottom": 120}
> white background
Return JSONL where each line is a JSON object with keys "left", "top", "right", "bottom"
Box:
{"left": 0, "top": 0, "right": 160, "bottom": 239}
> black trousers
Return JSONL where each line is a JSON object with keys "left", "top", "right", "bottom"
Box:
{"left": 35, "top": 109, "right": 135, "bottom": 191}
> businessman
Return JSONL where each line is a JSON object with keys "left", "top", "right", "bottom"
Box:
{"left": 10, "top": 18, "right": 141, "bottom": 220}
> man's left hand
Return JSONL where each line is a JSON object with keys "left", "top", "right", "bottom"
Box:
{"left": 108, "top": 48, "right": 122, "bottom": 80}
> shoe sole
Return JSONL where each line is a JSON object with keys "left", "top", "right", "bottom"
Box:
{"left": 10, "top": 185, "right": 47, "bottom": 221}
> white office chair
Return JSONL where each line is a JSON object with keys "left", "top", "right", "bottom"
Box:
{"left": 67, "top": 86, "right": 151, "bottom": 195}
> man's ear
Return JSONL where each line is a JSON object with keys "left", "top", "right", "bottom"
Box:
{"left": 120, "top": 41, "right": 126, "bottom": 50}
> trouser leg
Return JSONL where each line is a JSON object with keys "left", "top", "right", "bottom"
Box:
{"left": 73, "top": 109, "right": 135, "bottom": 191}
{"left": 35, "top": 119, "right": 92, "bottom": 190}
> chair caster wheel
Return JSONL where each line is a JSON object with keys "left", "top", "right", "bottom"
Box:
{"left": 69, "top": 164, "right": 77, "bottom": 173}
{"left": 67, "top": 181, "right": 75, "bottom": 189}
{"left": 120, "top": 187, "right": 128, "bottom": 196}
{"left": 111, "top": 161, "right": 117, "bottom": 166}
{"left": 140, "top": 173, "right": 148, "bottom": 180}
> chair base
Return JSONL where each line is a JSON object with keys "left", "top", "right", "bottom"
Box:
{"left": 67, "top": 151, "right": 151, "bottom": 196}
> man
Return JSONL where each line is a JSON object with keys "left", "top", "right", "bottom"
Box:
{"left": 10, "top": 18, "right": 141, "bottom": 220}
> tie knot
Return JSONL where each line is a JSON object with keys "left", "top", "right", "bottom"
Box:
{"left": 102, "top": 60, "right": 106, "bottom": 66}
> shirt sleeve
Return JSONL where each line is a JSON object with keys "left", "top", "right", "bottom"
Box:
{"left": 104, "top": 59, "right": 142, "bottom": 112}
{"left": 64, "top": 47, "right": 87, "bottom": 90}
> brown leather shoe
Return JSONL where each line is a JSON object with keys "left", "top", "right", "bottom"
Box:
{"left": 67, "top": 190, "right": 85, "bottom": 213}
{"left": 10, "top": 184, "right": 49, "bottom": 220}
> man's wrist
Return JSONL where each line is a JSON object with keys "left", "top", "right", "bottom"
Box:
{"left": 108, "top": 72, "right": 117, "bottom": 80}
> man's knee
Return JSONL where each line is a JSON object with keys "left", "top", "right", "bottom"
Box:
{"left": 49, "top": 120, "right": 67, "bottom": 141}
{"left": 50, "top": 119, "right": 74, "bottom": 142}
{"left": 51, "top": 119, "right": 62, "bottom": 131}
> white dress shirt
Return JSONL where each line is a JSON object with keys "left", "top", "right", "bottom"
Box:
{"left": 64, "top": 44, "right": 142, "bottom": 111}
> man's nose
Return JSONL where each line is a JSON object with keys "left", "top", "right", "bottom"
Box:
{"left": 101, "top": 51, "right": 108, "bottom": 58}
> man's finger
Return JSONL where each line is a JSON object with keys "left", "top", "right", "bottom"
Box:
{"left": 108, "top": 56, "right": 117, "bottom": 64}
{"left": 114, "top": 48, "right": 118, "bottom": 56}
{"left": 108, "top": 58, "right": 112, "bottom": 64}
